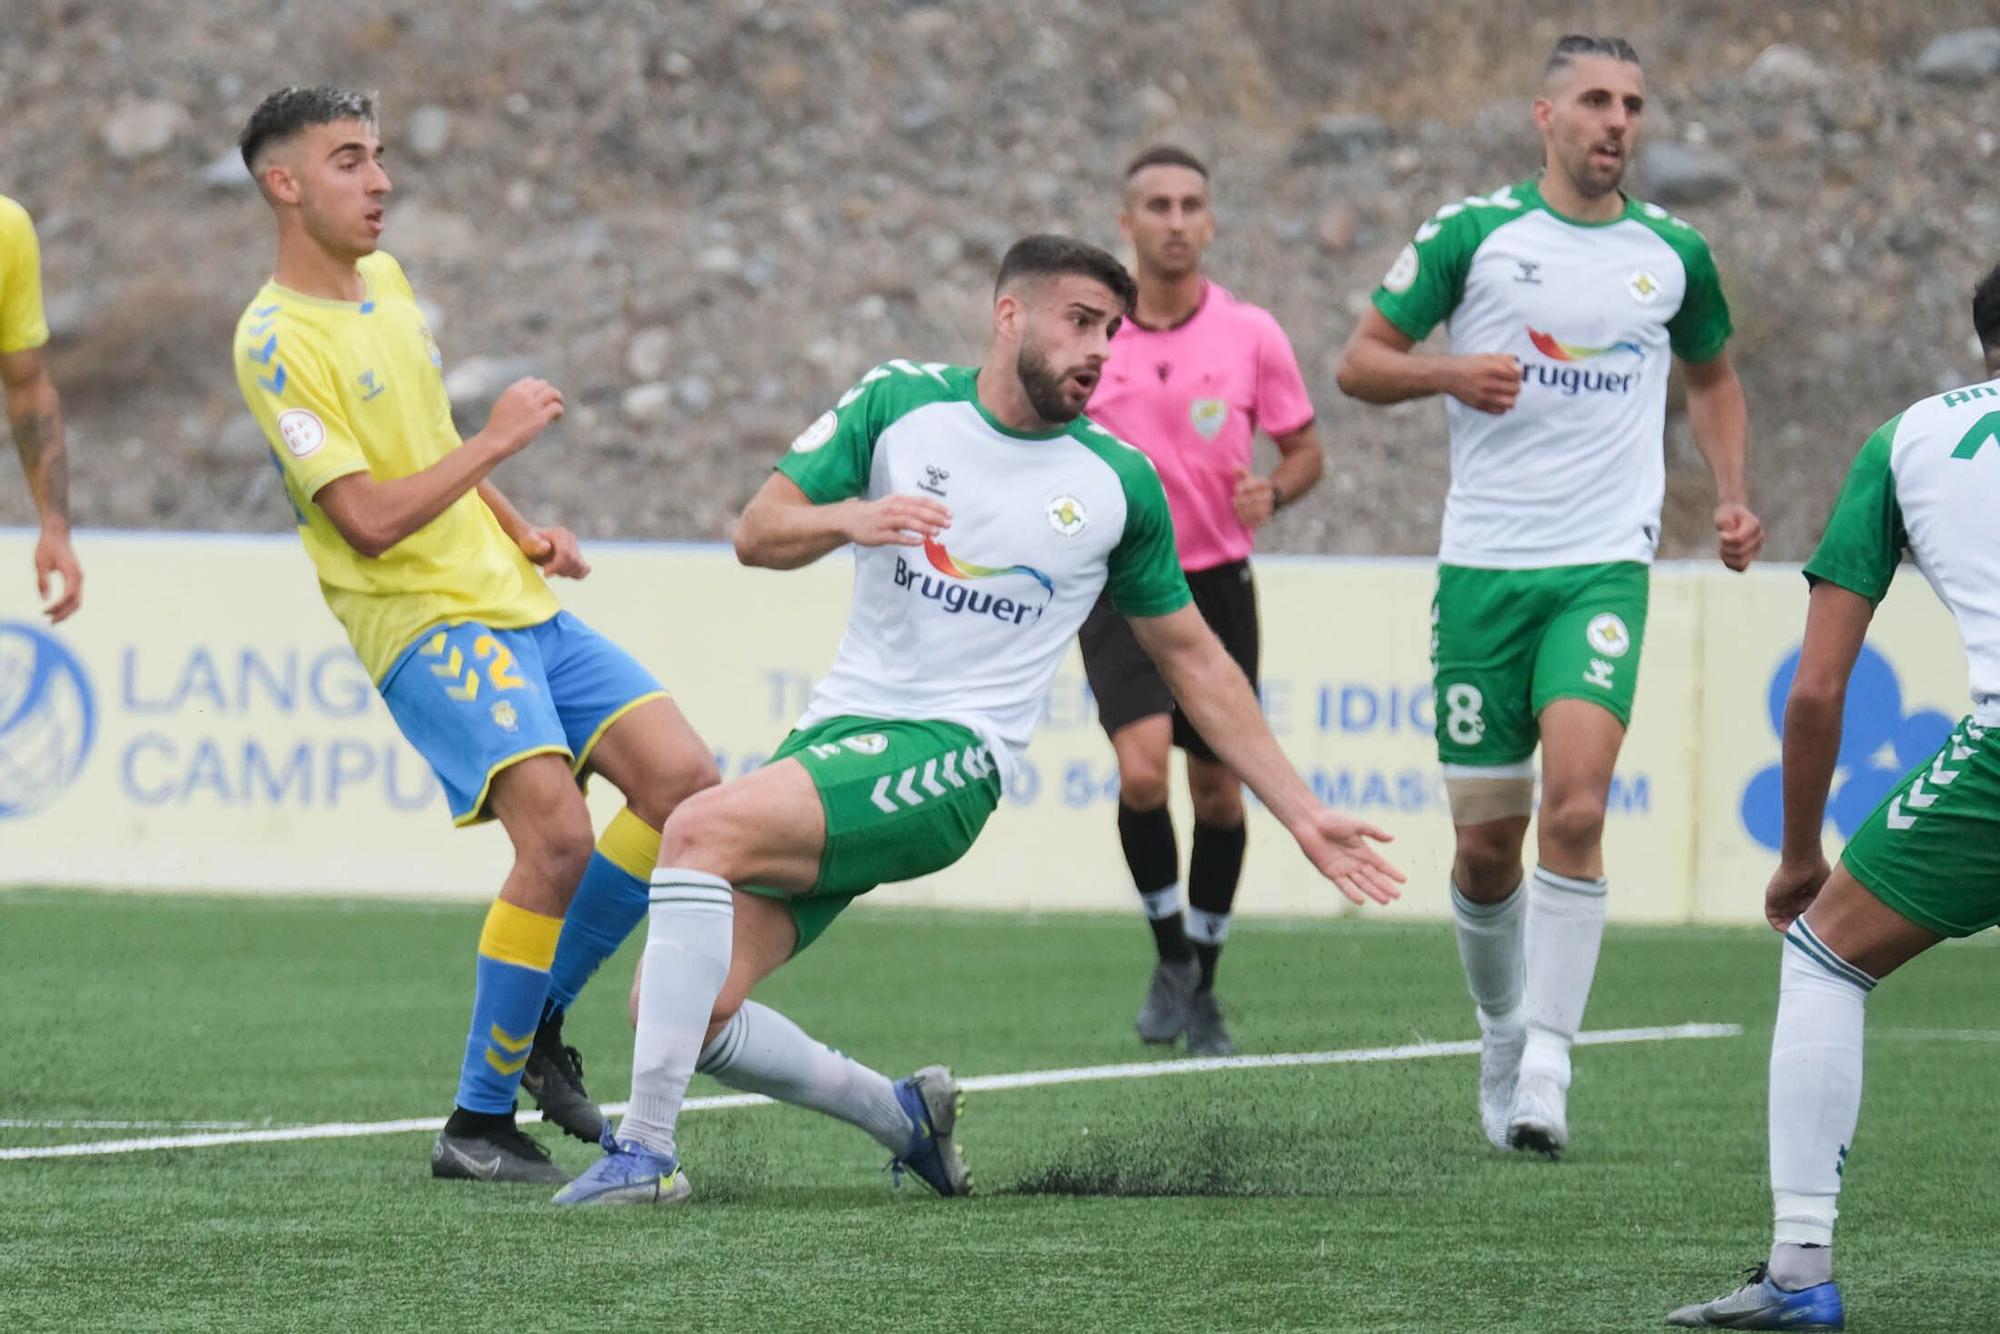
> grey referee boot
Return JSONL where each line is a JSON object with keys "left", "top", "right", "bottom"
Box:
{"left": 1135, "top": 956, "right": 1200, "bottom": 1043}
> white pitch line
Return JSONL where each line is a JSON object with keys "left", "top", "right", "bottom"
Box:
{"left": 0, "top": 1118, "right": 287, "bottom": 1131}
{"left": 0, "top": 1022, "right": 1739, "bottom": 1163}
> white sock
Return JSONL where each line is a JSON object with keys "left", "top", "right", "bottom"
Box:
{"left": 618, "top": 868, "right": 734, "bottom": 1160}
{"left": 1186, "top": 907, "right": 1231, "bottom": 944}
{"left": 1451, "top": 879, "right": 1524, "bottom": 1027}
{"left": 1768, "top": 920, "right": 1872, "bottom": 1255}
{"left": 1139, "top": 884, "right": 1183, "bottom": 920}
{"left": 697, "top": 1000, "right": 913, "bottom": 1152}
{"left": 1519, "top": 865, "right": 1607, "bottom": 1086}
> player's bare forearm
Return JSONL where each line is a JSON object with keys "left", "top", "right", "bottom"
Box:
{"left": 1777, "top": 690, "right": 1843, "bottom": 861}
{"left": 1, "top": 355, "right": 69, "bottom": 530}
{"left": 1778, "top": 583, "right": 1877, "bottom": 860}
{"left": 315, "top": 435, "right": 507, "bottom": 558}
{"left": 476, "top": 478, "right": 535, "bottom": 545}
{"left": 1131, "top": 605, "right": 1316, "bottom": 827}
{"left": 735, "top": 474, "right": 854, "bottom": 570}
{"left": 735, "top": 473, "right": 950, "bottom": 570}
{"left": 1335, "top": 317, "right": 1449, "bottom": 405}
{"left": 1683, "top": 352, "right": 1749, "bottom": 507}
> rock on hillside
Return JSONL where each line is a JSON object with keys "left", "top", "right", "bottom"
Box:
{"left": 3, "top": 0, "right": 1999, "bottom": 563}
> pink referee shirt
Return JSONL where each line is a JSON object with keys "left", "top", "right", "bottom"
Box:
{"left": 1087, "top": 281, "right": 1315, "bottom": 572}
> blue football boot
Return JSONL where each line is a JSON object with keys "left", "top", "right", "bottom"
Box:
{"left": 889, "top": 1065, "right": 970, "bottom": 1197}
{"left": 1667, "top": 1264, "right": 1844, "bottom": 1329}
{"left": 551, "top": 1138, "right": 693, "bottom": 1206}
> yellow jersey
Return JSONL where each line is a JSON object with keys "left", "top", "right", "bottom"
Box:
{"left": 0, "top": 195, "right": 49, "bottom": 353}
{"left": 232, "top": 251, "right": 557, "bottom": 681}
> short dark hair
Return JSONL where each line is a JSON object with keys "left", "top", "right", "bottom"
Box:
{"left": 1973, "top": 264, "right": 2000, "bottom": 351}
{"left": 239, "top": 86, "right": 377, "bottom": 172}
{"left": 1545, "top": 34, "right": 1641, "bottom": 77}
{"left": 995, "top": 234, "right": 1137, "bottom": 314}
{"left": 1124, "top": 145, "right": 1209, "bottom": 181}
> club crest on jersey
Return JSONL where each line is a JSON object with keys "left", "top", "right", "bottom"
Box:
{"left": 276, "top": 408, "right": 326, "bottom": 459}
{"left": 1382, "top": 244, "right": 1418, "bottom": 294}
{"left": 1190, "top": 398, "right": 1228, "bottom": 440}
{"left": 490, "top": 700, "right": 519, "bottom": 733}
{"left": 1586, "top": 613, "right": 1632, "bottom": 658}
{"left": 1626, "top": 270, "right": 1662, "bottom": 305}
{"left": 1046, "top": 495, "right": 1088, "bottom": 537}
{"left": 790, "top": 410, "right": 837, "bottom": 453}
{"left": 841, "top": 733, "right": 888, "bottom": 755}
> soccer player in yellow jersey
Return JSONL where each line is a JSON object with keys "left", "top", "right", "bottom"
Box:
{"left": 231, "top": 87, "right": 718, "bottom": 1184}
{"left": 0, "top": 194, "right": 83, "bottom": 622}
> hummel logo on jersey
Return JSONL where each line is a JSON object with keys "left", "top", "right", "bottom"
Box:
{"left": 919, "top": 465, "right": 950, "bottom": 497}
{"left": 358, "top": 369, "right": 385, "bottom": 401}
{"left": 1155, "top": 361, "right": 1171, "bottom": 384}
{"left": 1513, "top": 260, "right": 1542, "bottom": 285}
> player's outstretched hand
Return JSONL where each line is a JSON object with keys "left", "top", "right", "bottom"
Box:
{"left": 1231, "top": 467, "right": 1276, "bottom": 528}
{"left": 1764, "top": 853, "right": 1831, "bottom": 933}
{"left": 1446, "top": 354, "right": 1521, "bottom": 415}
{"left": 1293, "top": 809, "right": 1405, "bottom": 907}
{"left": 521, "top": 525, "right": 590, "bottom": 579}
{"left": 487, "top": 377, "right": 565, "bottom": 456}
{"left": 34, "top": 529, "right": 82, "bottom": 623}
{"left": 842, "top": 494, "right": 951, "bottom": 548}
{"left": 1715, "top": 501, "right": 1765, "bottom": 572}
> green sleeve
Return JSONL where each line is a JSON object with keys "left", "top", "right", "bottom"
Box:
{"left": 1802, "top": 416, "right": 1905, "bottom": 602}
{"left": 1664, "top": 227, "right": 1733, "bottom": 363}
{"left": 1105, "top": 455, "right": 1193, "bottom": 619}
{"left": 775, "top": 367, "right": 891, "bottom": 503}
{"left": 1370, "top": 204, "right": 1488, "bottom": 342}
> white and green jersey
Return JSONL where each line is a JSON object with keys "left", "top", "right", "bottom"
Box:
{"left": 777, "top": 360, "right": 1191, "bottom": 785}
{"left": 1806, "top": 379, "right": 2000, "bottom": 728}
{"left": 1373, "top": 177, "right": 1732, "bottom": 569}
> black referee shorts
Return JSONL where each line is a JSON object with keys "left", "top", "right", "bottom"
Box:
{"left": 1078, "top": 558, "right": 1260, "bottom": 764}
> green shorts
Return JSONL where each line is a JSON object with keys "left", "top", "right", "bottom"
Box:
{"left": 1431, "top": 561, "right": 1649, "bottom": 768}
{"left": 746, "top": 715, "right": 1003, "bottom": 953}
{"left": 1841, "top": 715, "right": 2000, "bottom": 938}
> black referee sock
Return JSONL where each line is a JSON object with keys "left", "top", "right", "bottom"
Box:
{"left": 1188, "top": 820, "right": 1247, "bottom": 992}
{"left": 1118, "top": 802, "right": 1191, "bottom": 962}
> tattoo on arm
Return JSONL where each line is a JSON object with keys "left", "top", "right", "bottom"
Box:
{"left": 11, "top": 409, "right": 70, "bottom": 521}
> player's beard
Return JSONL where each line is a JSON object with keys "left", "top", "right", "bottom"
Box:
{"left": 1561, "top": 137, "right": 1627, "bottom": 200}
{"left": 1015, "top": 336, "right": 1084, "bottom": 424}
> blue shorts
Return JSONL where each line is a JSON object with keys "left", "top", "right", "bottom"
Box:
{"left": 379, "top": 611, "right": 666, "bottom": 826}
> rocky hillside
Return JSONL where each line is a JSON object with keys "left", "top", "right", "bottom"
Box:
{"left": 4, "top": 0, "right": 2000, "bottom": 562}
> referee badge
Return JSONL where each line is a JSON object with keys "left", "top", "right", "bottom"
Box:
{"left": 1190, "top": 398, "right": 1228, "bottom": 440}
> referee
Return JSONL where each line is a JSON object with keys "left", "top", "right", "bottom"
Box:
{"left": 1081, "top": 146, "right": 1325, "bottom": 1054}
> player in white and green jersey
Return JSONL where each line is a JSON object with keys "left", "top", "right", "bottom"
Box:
{"left": 555, "top": 235, "right": 1405, "bottom": 1208}
{"left": 1337, "top": 35, "right": 1766, "bottom": 1158}
{"left": 1665, "top": 268, "right": 2000, "bottom": 1332}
